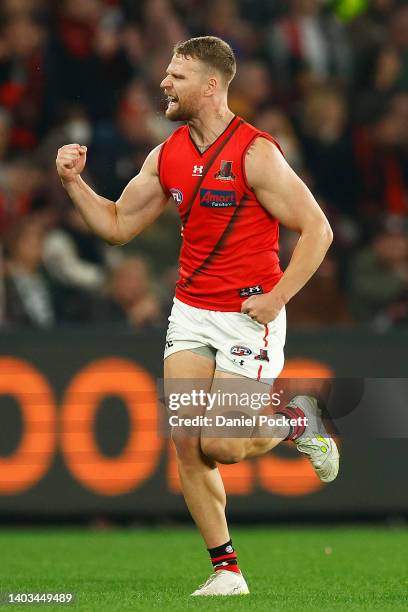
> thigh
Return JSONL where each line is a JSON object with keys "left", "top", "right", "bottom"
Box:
{"left": 201, "top": 369, "right": 272, "bottom": 439}
{"left": 165, "top": 349, "right": 216, "bottom": 442}
{"left": 164, "top": 297, "right": 214, "bottom": 361}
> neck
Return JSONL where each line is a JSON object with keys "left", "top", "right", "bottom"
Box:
{"left": 188, "top": 103, "right": 235, "bottom": 150}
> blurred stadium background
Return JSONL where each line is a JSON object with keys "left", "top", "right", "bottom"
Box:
{"left": 0, "top": 0, "right": 407, "bottom": 609}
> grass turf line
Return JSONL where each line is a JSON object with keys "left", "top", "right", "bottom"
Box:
{"left": 0, "top": 527, "right": 407, "bottom": 611}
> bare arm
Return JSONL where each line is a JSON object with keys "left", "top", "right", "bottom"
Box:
{"left": 242, "top": 137, "right": 333, "bottom": 324}
{"left": 56, "top": 143, "right": 168, "bottom": 245}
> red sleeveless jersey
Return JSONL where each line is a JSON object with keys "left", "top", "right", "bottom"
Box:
{"left": 158, "top": 115, "right": 283, "bottom": 311}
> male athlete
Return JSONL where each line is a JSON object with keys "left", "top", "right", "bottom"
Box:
{"left": 56, "top": 36, "right": 339, "bottom": 596}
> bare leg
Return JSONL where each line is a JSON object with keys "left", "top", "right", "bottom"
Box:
{"left": 164, "top": 350, "right": 230, "bottom": 548}
{"left": 201, "top": 370, "right": 289, "bottom": 463}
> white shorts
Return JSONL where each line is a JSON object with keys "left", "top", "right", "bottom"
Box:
{"left": 164, "top": 298, "right": 286, "bottom": 382}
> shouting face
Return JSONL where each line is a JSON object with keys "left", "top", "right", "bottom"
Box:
{"left": 160, "top": 54, "right": 211, "bottom": 121}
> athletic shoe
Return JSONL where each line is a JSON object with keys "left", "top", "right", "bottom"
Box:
{"left": 290, "top": 395, "right": 340, "bottom": 483}
{"left": 190, "top": 570, "right": 249, "bottom": 596}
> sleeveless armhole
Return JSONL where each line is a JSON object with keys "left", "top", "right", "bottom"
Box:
{"left": 241, "top": 133, "right": 285, "bottom": 194}
{"left": 157, "top": 140, "right": 171, "bottom": 198}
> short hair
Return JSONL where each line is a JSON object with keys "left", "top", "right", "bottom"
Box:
{"left": 173, "top": 36, "right": 236, "bottom": 85}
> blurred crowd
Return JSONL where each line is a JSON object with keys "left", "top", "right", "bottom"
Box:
{"left": 0, "top": 0, "right": 408, "bottom": 331}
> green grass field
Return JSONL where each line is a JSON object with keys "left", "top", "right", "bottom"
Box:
{"left": 0, "top": 527, "right": 407, "bottom": 611}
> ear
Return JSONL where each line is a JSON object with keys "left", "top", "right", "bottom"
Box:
{"left": 204, "top": 77, "right": 218, "bottom": 97}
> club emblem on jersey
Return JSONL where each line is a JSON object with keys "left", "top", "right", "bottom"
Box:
{"left": 230, "top": 345, "right": 252, "bottom": 357}
{"left": 255, "top": 349, "right": 269, "bottom": 362}
{"left": 214, "top": 160, "right": 236, "bottom": 181}
{"left": 170, "top": 188, "right": 183, "bottom": 206}
{"left": 192, "top": 164, "right": 204, "bottom": 176}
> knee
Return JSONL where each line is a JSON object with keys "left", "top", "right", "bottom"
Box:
{"left": 171, "top": 435, "right": 201, "bottom": 465}
{"left": 201, "top": 438, "right": 246, "bottom": 464}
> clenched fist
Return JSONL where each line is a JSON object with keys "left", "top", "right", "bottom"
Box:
{"left": 56, "top": 144, "right": 87, "bottom": 184}
{"left": 241, "top": 290, "right": 285, "bottom": 325}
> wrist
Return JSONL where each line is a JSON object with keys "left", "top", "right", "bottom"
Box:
{"left": 267, "top": 285, "right": 290, "bottom": 307}
{"left": 61, "top": 174, "right": 81, "bottom": 191}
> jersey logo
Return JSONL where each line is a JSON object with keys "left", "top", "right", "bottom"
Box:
{"left": 214, "top": 160, "right": 236, "bottom": 181}
{"left": 192, "top": 164, "right": 204, "bottom": 176}
{"left": 239, "top": 285, "right": 263, "bottom": 297}
{"left": 200, "top": 189, "right": 236, "bottom": 208}
{"left": 230, "top": 345, "right": 252, "bottom": 357}
{"left": 170, "top": 188, "right": 183, "bottom": 206}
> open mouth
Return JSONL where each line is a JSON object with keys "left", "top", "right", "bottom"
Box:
{"left": 166, "top": 94, "right": 179, "bottom": 108}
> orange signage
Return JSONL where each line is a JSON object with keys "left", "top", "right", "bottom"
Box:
{"left": 0, "top": 356, "right": 334, "bottom": 497}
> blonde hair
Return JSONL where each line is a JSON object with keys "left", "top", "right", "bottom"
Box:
{"left": 174, "top": 36, "right": 236, "bottom": 84}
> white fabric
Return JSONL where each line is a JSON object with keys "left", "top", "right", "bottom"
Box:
{"left": 164, "top": 297, "right": 286, "bottom": 382}
{"left": 43, "top": 230, "right": 105, "bottom": 290}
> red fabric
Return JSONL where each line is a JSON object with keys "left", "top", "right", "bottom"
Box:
{"left": 60, "top": 19, "right": 96, "bottom": 59}
{"left": 256, "top": 323, "right": 269, "bottom": 381}
{"left": 283, "top": 18, "right": 302, "bottom": 57}
{"left": 215, "top": 564, "right": 241, "bottom": 573}
{"left": 0, "top": 192, "right": 32, "bottom": 235}
{"left": 385, "top": 157, "right": 407, "bottom": 215}
{"left": 211, "top": 553, "right": 237, "bottom": 563}
{"left": 279, "top": 405, "right": 307, "bottom": 440}
{"left": 0, "top": 82, "right": 25, "bottom": 108}
{"left": 159, "top": 116, "right": 284, "bottom": 311}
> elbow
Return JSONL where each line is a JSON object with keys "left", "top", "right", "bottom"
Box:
{"left": 314, "top": 216, "right": 333, "bottom": 249}
{"left": 105, "top": 234, "right": 127, "bottom": 247}
{"left": 322, "top": 219, "right": 334, "bottom": 247}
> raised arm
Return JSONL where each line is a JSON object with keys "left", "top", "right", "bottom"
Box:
{"left": 56, "top": 143, "right": 168, "bottom": 245}
{"left": 241, "top": 137, "right": 333, "bottom": 324}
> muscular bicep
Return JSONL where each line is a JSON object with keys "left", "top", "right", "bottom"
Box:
{"left": 115, "top": 145, "right": 169, "bottom": 243}
{"left": 245, "top": 138, "right": 328, "bottom": 233}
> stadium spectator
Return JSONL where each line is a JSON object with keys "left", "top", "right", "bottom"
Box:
{"left": 266, "top": 0, "right": 353, "bottom": 94}
{"left": 281, "top": 230, "right": 352, "bottom": 328}
{"left": 89, "top": 80, "right": 164, "bottom": 199}
{"left": 3, "top": 217, "right": 55, "bottom": 328}
{"left": 42, "top": 207, "right": 110, "bottom": 322}
{"left": 0, "top": 159, "right": 45, "bottom": 235}
{"left": 348, "top": 220, "right": 408, "bottom": 327}
{"left": 101, "top": 255, "right": 164, "bottom": 328}
{"left": 0, "top": 13, "right": 47, "bottom": 151}
{"left": 229, "top": 60, "right": 274, "bottom": 121}
{"left": 298, "top": 86, "right": 359, "bottom": 217}
{"left": 254, "top": 107, "right": 304, "bottom": 172}
{"left": 354, "top": 99, "right": 408, "bottom": 219}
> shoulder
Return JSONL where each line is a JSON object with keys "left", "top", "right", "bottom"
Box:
{"left": 141, "top": 143, "right": 165, "bottom": 176}
{"left": 244, "top": 136, "right": 287, "bottom": 189}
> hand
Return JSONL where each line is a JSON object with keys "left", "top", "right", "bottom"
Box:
{"left": 56, "top": 144, "right": 87, "bottom": 184}
{"left": 240, "top": 290, "right": 285, "bottom": 324}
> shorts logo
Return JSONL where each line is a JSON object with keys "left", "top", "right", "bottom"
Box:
{"left": 230, "top": 345, "right": 252, "bottom": 357}
{"left": 239, "top": 285, "right": 263, "bottom": 297}
{"left": 200, "top": 189, "right": 236, "bottom": 208}
{"left": 214, "top": 160, "right": 236, "bottom": 181}
{"left": 255, "top": 349, "right": 269, "bottom": 362}
{"left": 192, "top": 165, "right": 203, "bottom": 176}
{"left": 170, "top": 188, "right": 183, "bottom": 206}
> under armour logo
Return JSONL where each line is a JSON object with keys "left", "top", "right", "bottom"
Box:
{"left": 192, "top": 165, "right": 203, "bottom": 176}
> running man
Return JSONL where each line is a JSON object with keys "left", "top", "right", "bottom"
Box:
{"left": 56, "top": 36, "right": 339, "bottom": 596}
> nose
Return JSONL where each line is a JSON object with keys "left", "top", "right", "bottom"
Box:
{"left": 160, "top": 76, "right": 172, "bottom": 90}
